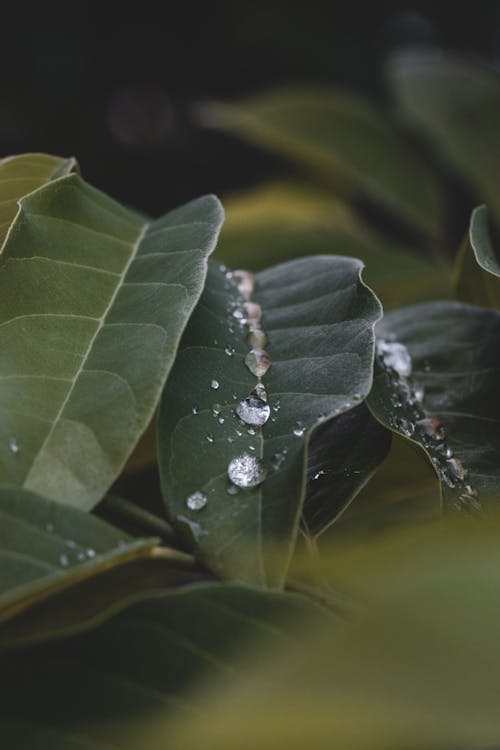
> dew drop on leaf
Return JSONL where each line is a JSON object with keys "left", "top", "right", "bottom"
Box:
{"left": 227, "top": 453, "right": 267, "bottom": 488}
{"left": 9, "top": 437, "right": 20, "bottom": 454}
{"left": 236, "top": 396, "right": 271, "bottom": 426}
{"left": 210, "top": 379, "right": 220, "bottom": 390}
{"left": 244, "top": 348, "right": 271, "bottom": 377}
{"left": 186, "top": 491, "right": 208, "bottom": 511}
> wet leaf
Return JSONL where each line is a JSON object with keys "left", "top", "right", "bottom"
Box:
{"left": 454, "top": 205, "right": 500, "bottom": 310}
{"left": 0, "top": 153, "right": 77, "bottom": 245}
{"left": 216, "top": 181, "right": 449, "bottom": 309}
{"left": 389, "top": 53, "right": 500, "bottom": 219}
{"left": 158, "top": 256, "right": 381, "bottom": 586}
{"left": 204, "top": 88, "right": 443, "bottom": 235}
{"left": 0, "top": 165, "right": 223, "bottom": 509}
{"left": 0, "top": 486, "right": 197, "bottom": 649}
{"left": 367, "top": 302, "right": 500, "bottom": 510}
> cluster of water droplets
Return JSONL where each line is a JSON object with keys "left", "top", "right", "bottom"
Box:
{"left": 376, "top": 338, "right": 480, "bottom": 511}
{"left": 45, "top": 521, "right": 101, "bottom": 568}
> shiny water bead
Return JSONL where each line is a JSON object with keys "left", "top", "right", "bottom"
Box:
{"left": 232, "top": 269, "right": 255, "bottom": 300}
{"left": 244, "top": 348, "right": 271, "bottom": 378}
{"left": 293, "top": 422, "right": 305, "bottom": 437}
{"left": 417, "top": 417, "right": 445, "bottom": 441}
{"left": 236, "top": 396, "right": 271, "bottom": 426}
{"left": 211, "top": 379, "right": 220, "bottom": 390}
{"left": 9, "top": 437, "right": 20, "bottom": 454}
{"left": 186, "top": 491, "right": 208, "bottom": 511}
{"left": 377, "top": 340, "right": 412, "bottom": 377}
{"left": 252, "top": 383, "right": 268, "bottom": 402}
{"left": 248, "top": 328, "right": 267, "bottom": 348}
{"left": 227, "top": 453, "right": 267, "bottom": 488}
{"left": 243, "top": 301, "right": 262, "bottom": 328}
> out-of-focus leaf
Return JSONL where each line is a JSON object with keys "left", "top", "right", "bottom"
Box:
{"left": 0, "top": 153, "right": 77, "bottom": 245}
{"left": 0, "top": 583, "right": 333, "bottom": 748}
{"left": 204, "top": 88, "right": 443, "bottom": 235}
{"left": 389, "top": 53, "right": 500, "bottom": 219}
{"left": 158, "top": 257, "right": 381, "bottom": 586}
{"left": 216, "top": 182, "right": 449, "bottom": 309}
{"left": 0, "top": 167, "right": 223, "bottom": 510}
{"left": 0, "top": 486, "right": 197, "bottom": 649}
{"left": 367, "top": 302, "right": 500, "bottom": 510}
{"left": 454, "top": 205, "right": 500, "bottom": 310}
{"left": 303, "top": 403, "right": 392, "bottom": 537}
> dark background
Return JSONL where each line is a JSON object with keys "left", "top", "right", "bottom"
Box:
{"left": 2, "top": 2, "right": 500, "bottom": 216}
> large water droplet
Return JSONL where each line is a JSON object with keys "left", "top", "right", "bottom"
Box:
{"left": 186, "top": 491, "right": 208, "bottom": 511}
{"left": 9, "top": 437, "right": 20, "bottom": 454}
{"left": 227, "top": 453, "right": 267, "bottom": 488}
{"left": 377, "top": 340, "right": 412, "bottom": 377}
{"left": 245, "top": 348, "right": 271, "bottom": 377}
{"left": 211, "top": 379, "right": 220, "bottom": 390}
{"left": 236, "top": 396, "right": 271, "bottom": 426}
{"left": 232, "top": 269, "right": 254, "bottom": 300}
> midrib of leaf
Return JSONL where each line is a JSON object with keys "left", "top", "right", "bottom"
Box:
{"left": 24, "top": 220, "right": 149, "bottom": 490}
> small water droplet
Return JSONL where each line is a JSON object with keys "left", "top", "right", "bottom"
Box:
{"left": 272, "top": 400, "right": 281, "bottom": 412}
{"left": 232, "top": 393, "right": 238, "bottom": 400}
{"left": 313, "top": 469, "right": 327, "bottom": 481}
{"left": 65, "top": 539, "right": 77, "bottom": 549}
{"left": 218, "top": 416, "right": 225, "bottom": 424}
{"left": 235, "top": 429, "right": 243, "bottom": 437}
{"left": 9, "top": 437, "right": 20, "bottom": 454}
{"left": 219, "top": 263, "right": 228, "bottom": 273}
{"left": 224, "top": 345, "right": 235, "bottom": 357}
{"left": 232, "top": 307, "right": 246, "bottom": 323}
{"left": 414, "top": 386, "right": 425, "bottom": 402}
{"left": 228, "top": 452, "right": 267, "bottom": 488}
{"left": 186, "top": 491, "right": 208, "bottom": 511}
{"left": 293, "top": 422, "right": 305, "bottom": 438}
{"left": 86, "top": 548, "right": 96, "bottom": 559}
{"left": 213, "top": 339, "right": 219, "bottom": 346}
{"left": 243, "top": 301, "right": 262, "bottom": 327}
{"left": 352, "top": 393, "right": 362, "bottom": 402}
{"left": 227, "top": 484, "right": 239, "bottom": 495}
{"left": 248, "top": 328, "right": 267, "bottom": 348}
{"left": 236, "top": 396, "right": 271, "bottom": 426}
{"left": 228, "top": 436, "right": 235, "bottom": 443}
{"left": 211, "top": 379, "right": 220, "bottom": 390}
{"left": 245, "top": 348, "right": 271, "bottom": 377}
{"left": 247, "top": 426, "right": 256, "bottom": 435}
{"left": 248, "top": 445, "right": 256, "bottom": 451}
{"left": 59, "top": 553, "right": 70, "bottom": 567}
{"left": 397, "top": 417, "right": 415, "bottom": 437}
{"left": 77, "top": 552, "right": 86, "bottom": 562}
{"left": 232, "top": 269, "right": 255, "bottom": 300}
{"left": 192, "top": 405, "right": 199, "bottom": 415}
{"left": 377, "top": 340, "right": 412, "bottom": 377}
{"left": 252, "top": 383, "right": 268, "bottom": 402}
{"left": 206, "top": 433, "right": 214, "bottom": 443}
{"left": 212, "top": 404, "right": 222, "bottom": 416}
{"left": 447, "top": 457, "right": 467, "bottom": 480}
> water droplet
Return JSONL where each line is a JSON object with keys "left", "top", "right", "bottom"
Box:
{"left": 227, "top": 484, "right": 239, "bottom": 495}
{"left": 243, "top": 301, "right": 262, "bottom": 327}
{"left": 447, "top": 457, "right": 467, "bottom": 480}
{"left": 186, "top": 491, "right": 208, "bottom": 511}
{"left": 65, "top": 539, "right": 77, "bottom": 549}
{"left": 236, "top": 396, "right": 271, "bottom": 426}
{"left": 352, "top": 393, "right": 362, "bottom": 402}
{"left": 46, "top": 522, "right": 55, "bottom": 533}
{"left": 313, "top": 470, "right": 326, "bottom": 481}
{"left": 192, "top": 405, "right": 199, "bottom": 415}
{"left": 377, "top": 340, "right": 412, "bottom": 377}
{"left": 396, "top": 417, "right": 415, "bottom": 437}
{"left": 247, "top": 426, "right": 256, "bottom": 436}
{"left": 414, "top": 386, "right": 425, "bottom": 403}
{"left": 245, "top": 348, "right": 271, "bottom": 377}
{"left": 59, "top": 553, "right": 70, "bottom": 567}
{"left": 9, "top": 437, "right": 20, "bottom": 454}
{"left": 232, "top": 307, "right": 246, "bottom": 324}
{"left": 218, "top": 416, "right": 225, "bottom": 424}
{"left": 252, "top": 383, "right": 268, "bottom": 402}
{"left": 77, "top": 552, "right": 86, "bottom": 562}
{"left": 212, "top": 404, "right": 222, "bottom": 416}
{"left": 228, "top": 436, "right": 234, "bottom": 443}
{"left": 248, "top": 328, "right": 267, "bottom": 348}
{"left": 235, "top": 429, "right": 243, "bottom": 437}
{"left": 224, "top": 345, "right": 235, "bottom": 357}
{"left": 232, "top": 269, "right": 255, "bottom": 300}
{"left": 417, "top": 418, "right": 445, "bottom": 441}
{"left": 206, "top": 433, "right": 214, "bottom": 443}
{"left": 219, "top": 263, "right": 228, "bottom": 273}
{"left": 271, "top": 449, "right": 288, "bottom": 470}
{"left": 232, "top": 393, "right": 238, "bottom": 400}
{"left": 272, "top": 400, "right": 281, "bottom": 412}
{"left": 293, "top": 422, "right": 305, "bottom": 437}
{"left": 211, "top": 379, "right": 220, "bottom": 390}
{"left": 86, "top": 548, "right": 96, "bottom": 559}
{"left": 248, "top": 445, "right": 256, "bottom": 451}
{"left": 227, "top": 453, "right": 267, "bottom": 488}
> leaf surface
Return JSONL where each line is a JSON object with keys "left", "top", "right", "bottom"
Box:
{"left": 0, "top": 172, "right": 223, "bottom": 509}
{"left": 205, "top": 88, "right": 443, "bottom": 235}
{"left": 454, "top": 205, "right": 500, "bottom": 310}
{"left": 158, "top": 256, "right": 381, "bottom": 586}
{"left": 367, "top": 302, "right": 500, "bottom": 510}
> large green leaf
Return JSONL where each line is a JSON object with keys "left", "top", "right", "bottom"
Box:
{"left": 303, "top": 403, "right": 392, "bottom": 537}
{"left": 0, "top": 582, "right": 333, "bottom": 748}
{"left": 367, "top": 302, "right": 500, "bottom": 510}
{"left": 0, "top": 170, "right": 223, "bottom": 509}
{"left": 204, "top": 88, "right": 443, "bottom": 235}
{"left": 454, "top": 205, "right": 500, "bottom": 310}
{"left": 0, "top": 486, "right": 197, "bottom": 649}
{"left": 389, "top": 54, "right": 500, "bottom": 218}
{"left": 216, "top": 181, "right": 449, "bottom": 309}
{"left": 0, "top": 153, "right": 77, "bottom": 245}
{"left": 158, "top": 256, "right": 381, "bottom": 586}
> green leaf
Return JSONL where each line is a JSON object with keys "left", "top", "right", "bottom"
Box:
{"left": 454, "top": 205, "right": 500, "bottom": 310}
{"left": 367, "top": 302, "right": 500, "bottom": 510}
{"left": 204, "top": 88, "right": 443, "bottom": 235}
{"left": 0, "top": 486, "right": 197, "bottom": 649}
{"left": 216, "top": 181, "right": 450, "bottom": 309}
{"left": 303, "top": 403, "right": 392, "bottom": 537}
{"left": 158, "top": 256, "right": 382, "bottom": 586}
{"left": 389, "top": 53, "right": 500, "bottom": 219}
{"left": 0, "top": 171, "right": 223, "bottom": 509}
{"left": 0, "top": 582, "right": 333, "bottom": 748}
{"left": 0, "top": 153, "right": 77, "bottom": 245}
